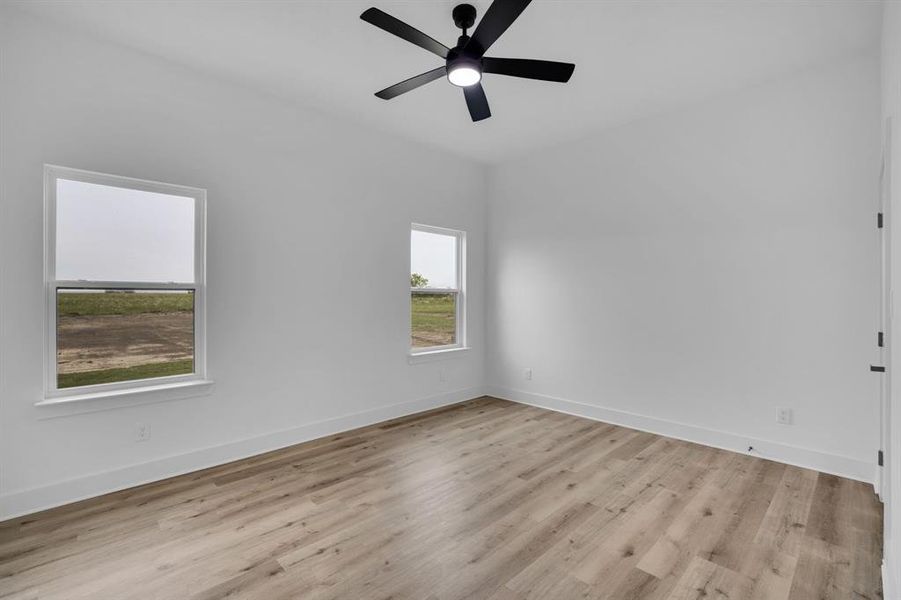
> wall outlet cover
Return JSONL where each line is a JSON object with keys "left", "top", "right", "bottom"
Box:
{"left": 776, "top": 408, "right": 793, "bottom": 425}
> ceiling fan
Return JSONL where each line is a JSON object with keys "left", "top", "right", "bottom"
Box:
{"left": 360, "top": 0, "right": 575, "bottom": 122}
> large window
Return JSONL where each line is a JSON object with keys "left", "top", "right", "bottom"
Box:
{"left": 410, "top": 224, "right": 465, "bottom": 353}
{"left": 44, "top": 165, "right": 207, "bottom": 400}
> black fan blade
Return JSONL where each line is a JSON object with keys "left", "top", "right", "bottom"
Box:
{"left": 463, "top": 83, "right": 491, "bottom": 122}
{"left": 482, "top": 57, "right": 574, "bottom": 83}
{"left": 361, "top": 8, "right": 449, "bottom": 58}
{"left": 465, "top": 0, "right": 532, "bottom": 57}
{"left": 375, "top": 67, "right": 446, "bottom": 100}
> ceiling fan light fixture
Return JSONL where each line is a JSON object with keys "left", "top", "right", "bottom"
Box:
{"left": 447, "top": 65, "right": 481, "bottom": 87}
{"left": 361, "top": 2, "right": 576, "bottom": 122}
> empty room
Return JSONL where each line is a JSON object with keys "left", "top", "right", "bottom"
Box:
{"left": 0, "top": 0, "right": 899, "bottom": 598}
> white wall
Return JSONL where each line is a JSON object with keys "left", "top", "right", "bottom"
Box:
{"left": 487, "top": 53, "right": 881, "bottom": 481}
{"left": 882, "top": 0, "right": 901, "bottom": 594}
{"left": 0, "top": 10, "right": 487, "bottom": 519}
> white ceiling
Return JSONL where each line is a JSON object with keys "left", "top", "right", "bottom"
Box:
{"left": 9, "top": 0, "right": 882, "bottom": 163}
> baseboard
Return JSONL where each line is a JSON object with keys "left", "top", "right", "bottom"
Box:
{"left": 0, "top": 386, "right": 486, "bottom": 521}
{"left": 489, "top": 386, "right": 874, "bottom": 484}
{"left": 884, "top": 548, "right": 898, "bottom": 600}
{"left": 1, "top": 385, "right": 873, "bottom": 520}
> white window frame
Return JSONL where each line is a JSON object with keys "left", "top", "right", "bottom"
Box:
{"left": 410, "top": 223, "right": 467, "bottom": 358}
{"left": 42, "top": 165, "right": 209, "bottom": 404}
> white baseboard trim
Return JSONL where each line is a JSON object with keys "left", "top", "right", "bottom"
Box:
{"left": 489, "top": 386, "right": 874, "bottom": 484}
{"left": 0, "top": 386, "right": 487, "bottom": 521}
{"left": 884, "top": 549, "right": 898, "bottom": 600}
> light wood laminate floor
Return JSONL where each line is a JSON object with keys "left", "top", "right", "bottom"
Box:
{"left": 0, "top": 397, "right": 883, "bottom": 599}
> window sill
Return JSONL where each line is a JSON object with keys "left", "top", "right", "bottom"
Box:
{"left": 408, "top": 347, "right": 470, "bottom": 365}
{"left": 36, "top": 379, "right": 214, "bottom": 418}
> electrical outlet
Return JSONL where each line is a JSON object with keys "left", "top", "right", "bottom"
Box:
{"left": 524, "top": 368, "right": 532, "bottom": 381}
{"left": 136, "top": 423, "right": 151, "bottom": 442}
{"left": 776, "top": 408, "right": 793, "bottom": 425}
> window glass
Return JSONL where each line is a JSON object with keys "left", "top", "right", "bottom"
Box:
{"left": 410, "top": 229, "right": 457, "bottom": 289}
{"left": 411, "top": 292, "right": 456, "bottom": 348}
{"left": 56, "top": 178, "right": 195, "bottom": 282}
{"left": 56, "top": 289, "right": 195, "bottom": 388}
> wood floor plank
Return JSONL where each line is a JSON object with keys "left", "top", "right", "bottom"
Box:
{"left": 786, "top": 537, "right": 853, "bottom": 600}
{"left": 736, "top": 542, "right": 797, "bottom": 600}
{"left": 571, "top": 487, "right": 684, "bottom": 587}
{"left": 850, "top": 527, "right": 884, "bottom": 600}
{"left": 0, "top": 397, "right": 882, "bottom": 600}
{"left": 753, "top": 465, "right": 818, "bottom": 556}
{"left": 664, "top": 556, "right": 753, "bottom": 600}
{"left": 805, "top": 474, "right": 853, "bottom": 548}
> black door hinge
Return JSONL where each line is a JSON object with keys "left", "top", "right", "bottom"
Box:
{"left": 879, "top": 212, "right": 884, "bottom": 228}
{"left": 879, "top": 331, "right": 884, "bottom": 347}
{"left": 879, "top": 450, "right": 884, "bottom": 467}
{"left": 871, "top": 365, "right": 886, "bottom": 372}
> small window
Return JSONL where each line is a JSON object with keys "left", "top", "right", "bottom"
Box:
{"left": 410, "top": 224, "right": 465, "bottom": 353}
{"left": 44, "top": 166, "right": 207, "bottom": 399}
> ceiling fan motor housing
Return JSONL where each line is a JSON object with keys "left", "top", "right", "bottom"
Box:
{"left": 452, "top": 4, "right": 477, "bottom": 31}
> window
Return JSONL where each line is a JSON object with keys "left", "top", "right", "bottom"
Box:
{"left": 44, "top": 165, "right": 207, "bottom": 400}
{"left": 410, "top": 224, "right": 465, "bottom": 353}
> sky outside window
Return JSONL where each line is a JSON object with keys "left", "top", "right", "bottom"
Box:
{"left": 411, "top": 229, "right": 456, "bottom": 288}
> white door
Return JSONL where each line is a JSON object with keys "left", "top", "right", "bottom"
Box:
{"left": 878, "top": 117, "right": 892, "bottom": 500}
